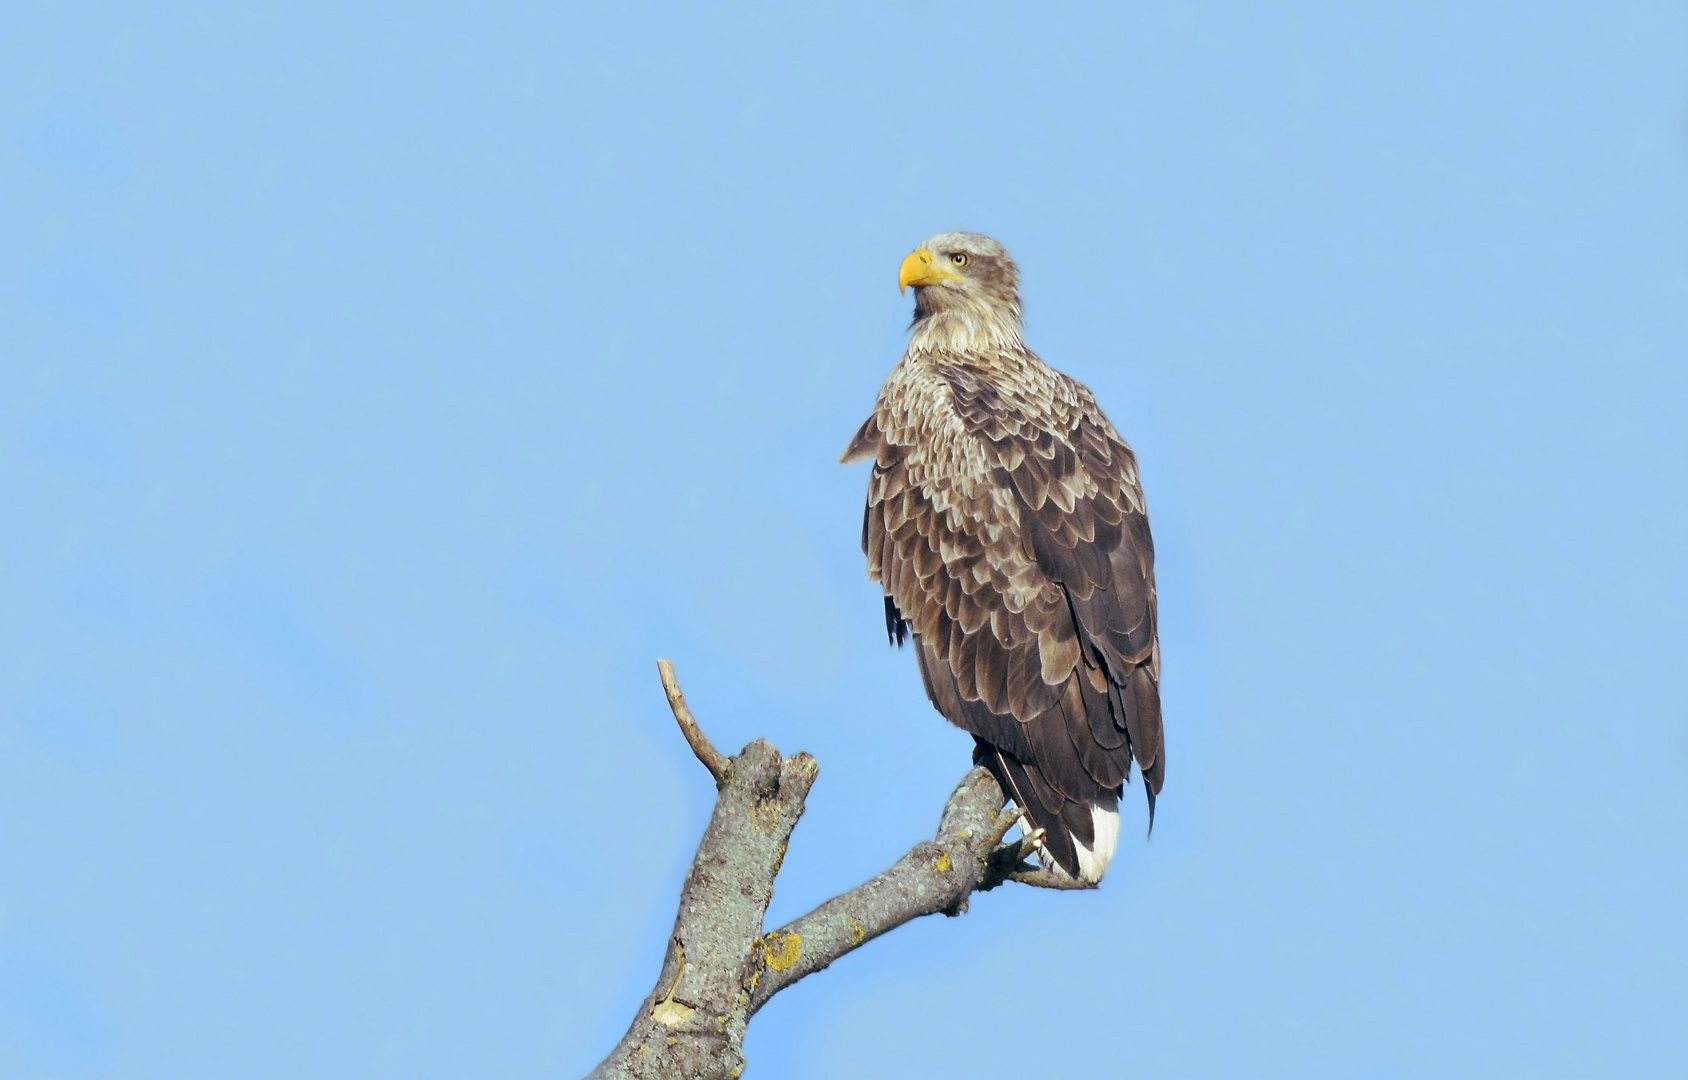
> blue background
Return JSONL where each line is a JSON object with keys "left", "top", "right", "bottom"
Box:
{"left": 3, "top": 3, "right": 1685, "bottom": 1077}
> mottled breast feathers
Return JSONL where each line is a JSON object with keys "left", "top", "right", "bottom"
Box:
{"left": 845, "top": 345, "right": 1164, "bottom": 862}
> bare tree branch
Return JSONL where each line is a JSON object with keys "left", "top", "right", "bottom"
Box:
{"left": 657, "top": 658, "right": 729, "bottom": 786}
{"left": 584, "top": 662, "right": 1083, "bottom": 1080}
{"left": 744, "top": 767, "right": 1039, "bottom": 1016}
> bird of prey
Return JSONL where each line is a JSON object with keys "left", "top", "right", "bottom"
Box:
{"left": 842, "top": 232, "right": 1163, "bottom": 884}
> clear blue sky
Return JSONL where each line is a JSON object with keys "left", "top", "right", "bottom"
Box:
{"left": 3, "top": 3, "right": 1685, "bottom": 1077}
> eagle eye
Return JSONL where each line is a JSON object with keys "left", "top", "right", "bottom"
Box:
{"left": 950, "top": 253, "right": 969, "bottom": 267}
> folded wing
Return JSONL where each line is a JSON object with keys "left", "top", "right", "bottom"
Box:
{"left": 846, "top": 361, "right": 1163, "bottom": 877}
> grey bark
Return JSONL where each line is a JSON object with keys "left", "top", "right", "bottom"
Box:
{"left": 583, "top": 662, "right": 1081, "bottom": 1080}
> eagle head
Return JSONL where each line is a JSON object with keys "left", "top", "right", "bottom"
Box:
{"left": 898, "top": 231, "right": 1022, "bottom": 326}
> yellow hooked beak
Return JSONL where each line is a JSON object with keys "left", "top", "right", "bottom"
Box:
{"left": 898, "top": 249, "right": 962, "bottom": 293}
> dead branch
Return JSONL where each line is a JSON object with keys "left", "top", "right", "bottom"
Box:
{"left": 583, "top": 661, "right": 1079, "bottom": 1080}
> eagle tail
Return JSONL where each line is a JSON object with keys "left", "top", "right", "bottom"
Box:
{"left": 973, "top": 741, "right": 1120, "bottom": 884}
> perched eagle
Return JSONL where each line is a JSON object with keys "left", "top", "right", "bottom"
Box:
{"left": 842, "top": 232, "right": 1163, "bottom": 884}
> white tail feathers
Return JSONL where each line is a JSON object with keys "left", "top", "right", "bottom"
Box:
{"left": 1025, "top": 803, "right": 1120, "bottom": 885}
{"left": 1073, "top": 803, "right": 1121, "bottom": 883}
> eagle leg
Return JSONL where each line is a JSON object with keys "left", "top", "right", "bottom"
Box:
{"left": 883, "top": 595, "right": 909, "bottom": 647}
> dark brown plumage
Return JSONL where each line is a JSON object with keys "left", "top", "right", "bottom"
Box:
{"left": 843, "top": 231, "right": 1163, "bottom": 883}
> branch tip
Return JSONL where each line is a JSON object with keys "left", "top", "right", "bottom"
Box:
{"left": 657, "top": 659, "right": 729, "bottom": 786}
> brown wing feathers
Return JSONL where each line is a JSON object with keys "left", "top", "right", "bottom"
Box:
{"left": 855, "top": 363, "right": 1164, "bottom": 876}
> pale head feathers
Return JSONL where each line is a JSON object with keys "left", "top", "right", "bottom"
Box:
{"left": 907, "top": 231, "right": 1024, "bottom": 353}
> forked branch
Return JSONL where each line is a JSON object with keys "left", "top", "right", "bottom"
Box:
{"left": 584, "top": 660, "right": 1077, "bottom": 1080}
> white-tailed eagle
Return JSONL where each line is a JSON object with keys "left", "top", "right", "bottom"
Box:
{"left": 842, "top": 231, "right": 1163, "bottom": 884}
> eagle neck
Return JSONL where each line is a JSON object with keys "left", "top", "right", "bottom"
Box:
{"left": 907, "top": 306, "right": 1024, "bottom": 356}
